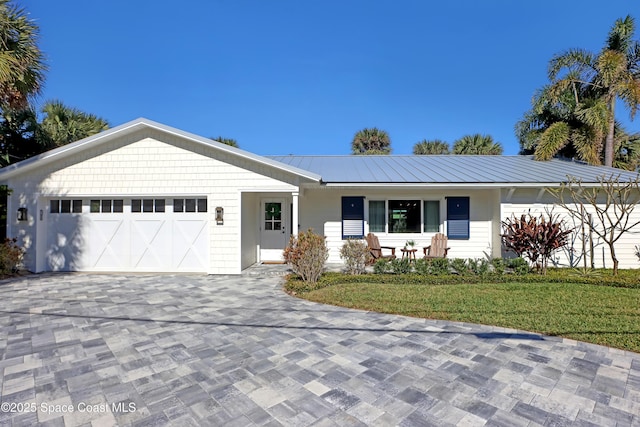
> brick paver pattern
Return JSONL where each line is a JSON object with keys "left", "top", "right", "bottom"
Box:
{"left": 0, "top": 272, "right": 638, "bottom": 426}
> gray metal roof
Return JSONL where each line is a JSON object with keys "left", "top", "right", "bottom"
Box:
{"left": 266, "top": 155, "right": 640, "bottom": 185}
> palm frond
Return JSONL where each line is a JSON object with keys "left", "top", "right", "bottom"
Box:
{"left": 534, "top": 122, "right": 570, "bottom": 161}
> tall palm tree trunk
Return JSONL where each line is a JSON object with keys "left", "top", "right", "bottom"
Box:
{"left": 604, "top": 96, "right": 616, "bottom": 168}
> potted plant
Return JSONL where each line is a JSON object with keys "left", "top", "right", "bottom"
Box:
{"left": 404, "top": 240, "right": 416, "bottom": 250}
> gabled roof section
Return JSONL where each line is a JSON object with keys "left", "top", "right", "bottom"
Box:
{"left": 267, "top": 155, "right": 640, "bottom": 186}
{"left": 0, "top": 118, "right": 322, "bottom": 182}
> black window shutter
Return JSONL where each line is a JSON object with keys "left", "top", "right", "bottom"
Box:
{"left": 446, "top": 197, "right": 469, "bottom": 239}
{"left": 342, "top": 197, "right": 364, "bottom": 239}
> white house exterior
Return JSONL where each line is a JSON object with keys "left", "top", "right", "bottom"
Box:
{"left": 1, "top": 118, "right": 639, "bottom": 274}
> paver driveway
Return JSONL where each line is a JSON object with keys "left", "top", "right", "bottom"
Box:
{"left": 0, "top": 272, "right": 638, "bottom": 426}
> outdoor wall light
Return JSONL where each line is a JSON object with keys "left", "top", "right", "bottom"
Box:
{"left": 215, "top": 207, "right": 224, "bottom": 224}
{"left": 17, "top": 207, "right": 27, "bottom": 221}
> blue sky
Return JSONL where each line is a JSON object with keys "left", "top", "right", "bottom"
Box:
{"left": 22, "top": 0, "right": 640, "bottom": 155}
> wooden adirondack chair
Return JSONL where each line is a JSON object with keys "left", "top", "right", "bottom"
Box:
{"left": 366, "top": 233, "right": 396, "bottom": 264}
{"left": 423, "top": 233, "right": 450, "bottom": 259}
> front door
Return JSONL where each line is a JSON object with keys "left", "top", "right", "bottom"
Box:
{"left": 260, "top": 199, "right": 288, "bottom": 261}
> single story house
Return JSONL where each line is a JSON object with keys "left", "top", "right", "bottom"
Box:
{"left": 0, "top": 118, "right": 638, "bottom": 274}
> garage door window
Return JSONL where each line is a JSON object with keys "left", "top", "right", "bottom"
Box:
{"left": 132, "top": 199, "right": 166, "bottom": 213}
{"left": 90, "top": 199, "right": 124, "bottom": 213}
{"left": 173, "top": 198, "right": 207, "bottom": 213}
{"left": 51, "top": 199, "right": 82, "bottom": 214}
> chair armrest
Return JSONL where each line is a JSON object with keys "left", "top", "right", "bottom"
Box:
{"left": 380, "top": 246, "right": 396, "bottom": 255}
{"left": 423, "top": 246, "right": 432, "bottom": 256}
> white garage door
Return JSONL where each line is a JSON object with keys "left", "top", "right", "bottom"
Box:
{"left": 45, "top": 197, "right": 209, "bottom": 272}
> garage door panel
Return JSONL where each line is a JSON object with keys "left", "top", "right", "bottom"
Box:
{"left": 131, "top": 219, "right": 173, "bottom": 270}
{"left": 45, "top": 198, "right": 209, "bottom": 273}
{"left": 45, "top": 215, "right": 87, "bottom": 271}
{"left": 173, "top": 219, "right": 208, "bottom": 271}
{"left": 88, "top": 219, "right": 128, "bottom": 270}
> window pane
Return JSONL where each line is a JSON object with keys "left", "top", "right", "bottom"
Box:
{"left": 61, "top": 200, "right": 71, "bottom": 213}
{"left": 197, "top": 198, "right": 207, "bottom": 212}
{"left": 155, "top": 199, "right": 165, "bottom": 213}
{"left": 388, "top": 200, "right": 420, "bottom": 233}
{"left": 185, "top": 199, "right": 196, "bottom": 212}
{"left": 173, "top": 199, "right": 184, "bottom": 212}
{"left": 113, "top": 200, "right": 123, "bottom": 213}
{"left": 265, "top": 202, "right": 281, "bottom": 220}
{"left": 369, "top": 201, "right": 385, "bottom": 232}
{"left": 143, "top": 199, "right": 153, "bottom": 212}
{"left": 102, "top": 200, "right": 112, "bottom": 213}
{"left": 72, "top": 200, "right": 82, "bottom": 213}
{"left": 90, "top": 200, "right": 100, "bottom": 213}
{"left": 50, "top": 200, "right": 60, "bottom": 214}
{"left": 132, "top": 199, "right": 142, "bottom": 213}
{"left": 424, "top": 200, "right": 440, "bottom": 232}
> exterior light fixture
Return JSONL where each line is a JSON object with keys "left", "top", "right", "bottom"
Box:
{"left": 17, "top": 207, "right": 27, "bottom": 221}
{"left": 215, "top": 207, "right": 224, "bottom": 224}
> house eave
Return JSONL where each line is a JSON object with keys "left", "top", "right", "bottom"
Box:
{"left": 319, "top": 182, "right": 607, "bottom": 189}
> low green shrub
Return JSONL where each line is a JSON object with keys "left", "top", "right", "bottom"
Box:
{"left": 490, "top": 257, "right": 506, "bottom": 274}
{"left": 507, "top": 257, "right": 530, "bottom": 275}
{"left": 450, "top": 258, "right": 469, "bottom": 275}
{"left": 414, "top": 258, "right": 430, "bottom": 275}
{"left": 428, "top": 258, "right": 450, "bottom": 275}
{"left": 373, "top": 259, "right": 392, "bottom": 274}
{"left": 391, "top": 258, "right": 412, "bottom": 274}
{"left": 0, "top": 238, "right": 24, "bottom": 275}
{"left": 339, "top": 239, "right": 370, "bottom": 275}
{"left": 468, "top": 258, "right": 491, "bottom": 276}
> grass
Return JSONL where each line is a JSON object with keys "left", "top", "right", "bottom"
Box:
{"left": 288, "top": 273, "right": 640, "bottom": 353}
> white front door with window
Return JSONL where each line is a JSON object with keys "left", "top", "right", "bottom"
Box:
{"left": 260, "top": 198, "right": 288, "bottom": 261}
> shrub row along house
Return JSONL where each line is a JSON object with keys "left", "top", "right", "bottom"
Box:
{"left": 0, "top": 118, "right": 638, "bottom": 274}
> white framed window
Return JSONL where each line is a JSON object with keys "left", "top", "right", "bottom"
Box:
{"left": 368, "top": 199, "right": 441, "bottom": 234}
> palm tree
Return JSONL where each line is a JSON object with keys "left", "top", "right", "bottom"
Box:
{"left": 0, "top": 0, "right": 46, "bottom": 110}
{"left": 412, "top": 139, "right": 450, "bottom": 154}
{"left": 516, "top": 83, "right": 605, "bottom": 165}
{"left": 351, "top": 127, "right": 391, "bottom": 155}
{"left": 547, "top": 15, "right": 640, "bottom": 167}
{"left": 38, "top": 100, "right": 109, "bottom": 148}
{"left": 452, "top": 134, "right": 503, "bottom": 155}
{"left": 211, "top": 136, "right": 239, "bottom": 148}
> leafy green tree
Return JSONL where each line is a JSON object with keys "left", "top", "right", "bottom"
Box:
{"left": 0, "top": 0, "right": 46, "bottom": 110}
{"left": 543, "top": 15, "right": 640, "bottom": 167}
{"left": 412, "top": 139, "right": 450, "bottom": 154}
{"left": 211, "top": 136, "right": 239, "bottom": 148}
{"left": 0, "top": 107, "right": 40, "bottom": 165}
{"left": 38, "top": 100, "right": 109, "bottom": 148}
{"left": 452, "top": 134, "right": 503, "bottom": 155}
{"left": 351, "top": 127, "right": 391, "bottom": 155}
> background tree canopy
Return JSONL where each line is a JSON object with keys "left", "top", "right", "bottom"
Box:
{"left": 452, "top": 134, "right": 503, "bottom": 155}
{"left": 351, "top": 127, "right": 392, "bottom": 155}
{"left": 517, "top": 15, "right": 640, "bottom": 169}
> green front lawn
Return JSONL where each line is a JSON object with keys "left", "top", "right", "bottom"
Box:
{"left": 286, "top": 273, "right": 640, "bottom": 353}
